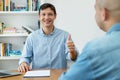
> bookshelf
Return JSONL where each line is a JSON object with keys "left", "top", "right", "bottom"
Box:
{"left": 0, "top": 0, "right": 41, "bottom": 69}
{"left": 0, "top": 56, "right": 20, "bottom": 60}
{"left": 0, "top": 11, "right": 38, "bottom": 14}
{"left": 0, "top": 33, "right": 28, "bottom": 37}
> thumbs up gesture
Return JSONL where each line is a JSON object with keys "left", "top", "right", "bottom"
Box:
{"left": 67, "top": 34, "right": 77, "bottom": 61}
{"left": 67, "top": 34, "right": 75, "bottom": 53}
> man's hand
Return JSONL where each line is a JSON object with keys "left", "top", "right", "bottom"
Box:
{"left": 67, "top": 34, "right": 77, "bottom": 61}
{"left": 18, "top": 62, "right": 31, "bottom": 72}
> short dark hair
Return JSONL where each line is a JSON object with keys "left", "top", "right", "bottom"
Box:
{"left": 39, "top": 3, "right": 56, "bottom": 15}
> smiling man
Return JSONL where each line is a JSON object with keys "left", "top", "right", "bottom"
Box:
{"left": 18, "top": 3, "right": 78, "bottom": 72}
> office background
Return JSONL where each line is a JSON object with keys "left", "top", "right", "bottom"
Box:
{"left": 0, "top": 0, "right": 104, "bottom": 70}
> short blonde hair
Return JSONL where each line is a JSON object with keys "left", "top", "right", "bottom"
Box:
{"left": 97, "top": 0, "right": 120, "bottom": 21}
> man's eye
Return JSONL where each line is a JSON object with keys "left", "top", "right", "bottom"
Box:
{"left": 42, "top": 14, "right": 46, "bottom": 16}
{"left": 48, "top": 13, "right": 53, "bottom": 16}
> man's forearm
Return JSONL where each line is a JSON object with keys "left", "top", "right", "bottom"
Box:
{"left": 70, "top": 51, "right": 78, "bottom": 61}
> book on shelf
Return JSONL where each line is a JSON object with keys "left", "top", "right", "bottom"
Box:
{"left": 22, "top": 26, "right": 34, "bottom": 33}
{"left": 4, "top": 43, "right": 12, "bottom": 56}
{"left": 10, "top": 0, "right": 14, "bottom": 11}
{"left": 0, "top": 0, "right": 4, "bottom": 11}
{"left": 3, "top": 27, "right": 16, "bottom": 34}
{"left": 0, "top": 42, "right": 5, "bottom": 56}
{"left": 5, "top": 0, "right": 10, "bottom": 11}
{"left": 37, "top": 0, "right": 40, "bottom": 11}
{"left": 9, "top": 50, "right": 21, "bottom": 57}
{"left": 0, "top": 42, "right": 12, "bottom": 56}
{"left": 0, "top": 42, "right": 22, "bottom": 57}
{"left": 27, "top": 0, "right": 31, "bottom": 11}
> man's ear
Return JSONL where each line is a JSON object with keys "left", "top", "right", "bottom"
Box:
{"left": 101, "top": 8, "right": 108, "bottom": 21}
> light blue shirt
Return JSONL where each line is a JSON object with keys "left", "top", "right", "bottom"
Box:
{"left": 19, "top": 27, "right": 74, "bottom": 69}
{"left": 59, "top": 23, "right": 120, "bottom": 80}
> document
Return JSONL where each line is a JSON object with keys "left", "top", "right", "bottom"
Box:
{"left": 23, "top": 70, "right": 50, "bottom": 78}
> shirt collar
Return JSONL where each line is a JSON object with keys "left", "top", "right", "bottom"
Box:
{"left": 107, "top": 23, "right": 120, "bottom": 34}
{"left": 39, "top": 26, "right": 57, "bottom": 36}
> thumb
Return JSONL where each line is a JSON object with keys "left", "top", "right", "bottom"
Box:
{"left": 67, "top": 34, "right": 71, "bottom": 41}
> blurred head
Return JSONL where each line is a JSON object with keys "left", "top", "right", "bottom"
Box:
{"left": 95, "top": 0, "right": 120, "bottom": 31}
{"left": 38, "top": 3, "right": 56, "bottom": 28}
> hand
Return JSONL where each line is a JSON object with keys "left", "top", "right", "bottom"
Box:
{"left": 67, "top": 34, "right": 77, "bottom": 60}
{"left": 18, "top": 62, "right": 31, "bottom": 72}
{"left": 67, "top": 34, "right": 75, "bottom": 53}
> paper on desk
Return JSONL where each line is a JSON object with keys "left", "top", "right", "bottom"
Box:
{"left": 23, "top": 70, "right": 50, "bottom": 78}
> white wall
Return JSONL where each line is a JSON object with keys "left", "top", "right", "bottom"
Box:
{"left": 45, "top": 0, "right": 105, "bottom": 51}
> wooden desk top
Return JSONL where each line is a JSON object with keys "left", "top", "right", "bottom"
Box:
{"left": 0, "top": 69, "right": 66, "bottom": 80}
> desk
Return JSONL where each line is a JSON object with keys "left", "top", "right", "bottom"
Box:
{"left": 0, "top": 69, "right": 66, "bottom": 80}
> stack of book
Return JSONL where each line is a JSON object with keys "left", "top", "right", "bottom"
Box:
{"left": 0, "top": 21, "right": 29, "bottom": 35}
{"left": 3, "top": 27, "right": 16, "bottom": 34}
{"left": 0, "top": 42, "right": 22, "bottom": 57}
{"left": 0, "top": 0, "right": 41, "bottom": 11}
{"left": 0, "top": 42, "right": 12, "bottom": 56}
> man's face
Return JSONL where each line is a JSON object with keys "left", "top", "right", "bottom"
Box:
{"left": 39, "top": 8, "right": 56, "bottom": 28}
{"left": 95, "top": 0, "right": 104, "bottom": 30}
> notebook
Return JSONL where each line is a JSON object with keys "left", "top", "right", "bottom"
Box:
{"left": 23, "top": 70, "right": 50, "bottom": 78}
{"left": 0, "top": 70, "right": 21, "bottom": 78}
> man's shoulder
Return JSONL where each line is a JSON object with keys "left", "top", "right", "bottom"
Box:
{"left": 82, "top": 35, "right": 107, "bottom": 54}
{"left": 82, "top": 33, "right": 120, "bottom": 57}
{"left": 55, "top": 28, "right": 69, "bottom": 37}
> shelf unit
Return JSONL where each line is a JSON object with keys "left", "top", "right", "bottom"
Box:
{"left": 0, "top": 33, "right": 28, "bottom": 37}
{"left": 0, "top": 56, "right": 20, "bottom": 60}
{"left": 0, "top": 11, "right": 38, "bottom": 52}
{"left": 0, "top": 0, "right": 40, "bottom": 69}
{"left": 0, "top": 11, "right": 38, "bottom": 14}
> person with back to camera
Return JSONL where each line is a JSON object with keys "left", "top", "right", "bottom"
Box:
{"left": 59, "top": 0, "right": 120, "bottom": 80}
{"left": 17, "top": 3, "right": 78, "bottom": 72}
